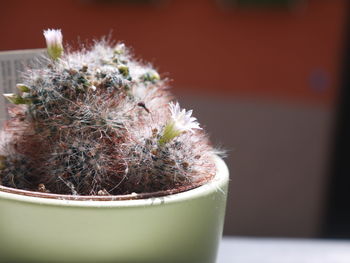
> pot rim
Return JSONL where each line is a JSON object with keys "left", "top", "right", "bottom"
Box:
{"left": 0, "top": 155, "right": 228, "bottom": 207}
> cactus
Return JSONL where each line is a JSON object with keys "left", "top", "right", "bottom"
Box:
{"left": 0, "top": 29, "right": 216, "bottom": 196}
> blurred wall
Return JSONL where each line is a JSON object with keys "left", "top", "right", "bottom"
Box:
{"left": 0, "top": 0, "right": 347, "bottom": 237}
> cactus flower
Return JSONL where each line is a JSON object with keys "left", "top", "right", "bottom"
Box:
{"left": 43, "top": 29, "right": 63, "bottom": 60}
{"left": 159, "top": 102, "right": 201, "bottom": 145}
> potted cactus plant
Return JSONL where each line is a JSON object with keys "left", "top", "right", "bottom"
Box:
{"left": 0, "top": 29, "right": 229, "bottom": 263}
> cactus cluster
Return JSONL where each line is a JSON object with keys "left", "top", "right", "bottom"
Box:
{"left": 0, "top": 29, "right": 216, "bottom": 196}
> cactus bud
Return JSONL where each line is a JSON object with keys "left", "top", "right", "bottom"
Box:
{"left": 16, "top": 83, "right": 30, "bottom": 93}
{"left": 43, "top": 29, "right": 64, "bottom": 60}
{"left": 142, "top": 71, "right": 160, "bottom": 82}
{"left": 3, "top": 93, "right": 26, "bottom": 104}
{"left": 118, "top": 65, "right": 129, "bottom": 77}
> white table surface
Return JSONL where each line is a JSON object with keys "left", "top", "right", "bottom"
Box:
{"left": 218, "top": 237, "right": 350, "bottom": 263}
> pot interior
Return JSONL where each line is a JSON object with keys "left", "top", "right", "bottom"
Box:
{"left": 0, "top": 180, "right": 210, "bottom": 201}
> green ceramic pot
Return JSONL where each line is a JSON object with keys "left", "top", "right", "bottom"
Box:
{"left": 0, "top": 156, "right": 229, "bottom": 263}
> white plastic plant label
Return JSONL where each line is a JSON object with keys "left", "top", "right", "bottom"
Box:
{"left": 0, "top": 49, "right": 45, "bottom": 124}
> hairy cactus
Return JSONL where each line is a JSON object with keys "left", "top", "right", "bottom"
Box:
{"left": 0, "top": 29, "right": 216, "bottom": 197}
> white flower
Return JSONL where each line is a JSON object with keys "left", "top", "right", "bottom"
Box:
{"left": 168, "top": 102, "right": 201, "bottom": 133}
{"left": 159, "top": 102, "right": 201, "bottom": 145}
{"left": 43, "top": 29, "right": 63, "bottom": 60}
